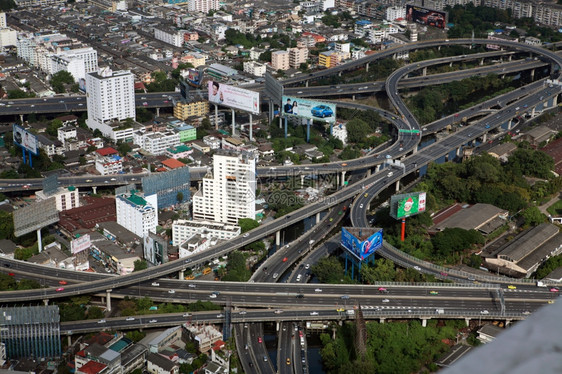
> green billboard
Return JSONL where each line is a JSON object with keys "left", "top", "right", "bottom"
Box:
{"left": 390, "top": 192, "right": 427, "bottom": 219}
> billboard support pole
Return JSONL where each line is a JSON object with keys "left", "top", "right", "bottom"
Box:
{"left": 28, "top": 152, "right": 32, "bottom": 168}
{"left": 306, "top": 119, "right": 311, "bottom": 143}
{"left": 284, "top": 117, "right": 288, "bottom": 139}
{"left": 231, "top": 109, "right": 236, "bottom": 136}
{"left": 330, "top": 123, "right": 333, "bottom": 136}
{"left": 22, "top": 148, "right": 26, "bottom": 165}
{"left": 401, "top": 218, "right": 406, "bottom": 242}
{"left": 249, "top": 114, "right": 253, "bottom": 141}
{"left": 37, "top": 228, "right": 43, "bottom": 253}
{"left": 214, "top": 105, "right": 219, "bottom": 130}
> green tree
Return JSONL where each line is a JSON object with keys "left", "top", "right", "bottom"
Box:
{"left": 133, "top": 259, "right": 148, "bottom": 272}
{"left": 176, "top": 192, "right": 184, "bottom": 204}
{"left": 311, "top": 257, "right": 346, "bottom": 283}
{"left": 16, "top": 279, "right": 41, "bottom": 290}
{"left": 522, "top": 206, "right": 546, "bottom": 227}
{"left": 46, "top": 119, "right": 64, "bottom": 137}
{"left": 238, "top": 218, "right": 259, "bottom": 233}
{"left": 86, "top": 306, "right": 104, "bottom": 319}
{"left": 117, "top": 141, "right": 131, "bottom": 156}
{"left": 360, "top": 258, "right": 397, "bottom": 283}
{"left": 346, "top": 119, "right": 371, "bottom": 143}
{"left": 0, "top": 211, "right": 14, "bottom": 240}
{"left": 50, "top": 71, "right": 75, "bottom": 93}
{"left": 222, "top": 251, "right": 251, "bottom": 282}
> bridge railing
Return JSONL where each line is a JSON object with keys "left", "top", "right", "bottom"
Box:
{"left": 381, "top": 242, "right": 539, "bottom": 285}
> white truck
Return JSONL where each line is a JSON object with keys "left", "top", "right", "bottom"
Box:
{"left": 436, "top": 309, "right": 445, "bottom": 314}
{"left": 346, "top": 310, "right": 355, "bottom": 316}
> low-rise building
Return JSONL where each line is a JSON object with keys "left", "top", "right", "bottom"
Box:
{"left": 183, "top": 324, "right": 222, "bottom": 353}
{"left": 147, "top": 327, "right": 182, "bottom": 354}
{"left": 173, "top": 100, "right": 209, "bottom": 121}
{"left": 134, "top": 130, "right": 181, "bottom": 156}
{"left": 165, "top": 145, "right": 193, "bottom": 160}
{"left": 172, "top": 219, "right": 240, "bottom": 246}
{"left": 36, "top": 186, "right": 79, "bottom": 212}
{"left": 485, "top": 223, "right": 562, "bottom": 277}
{"left": 477, "top": 324, "right": 504, "bottom": 344}
{"left": 147, "top": 353, "right": 178, "bottom": 374}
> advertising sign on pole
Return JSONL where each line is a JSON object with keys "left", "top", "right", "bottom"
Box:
{"left": 390, "top": 192, "right": 427, "bottom": 219}
{"left": 71, "top": 234, "right": 91, "bottom": 255}
{"left": 207, "top": 81, "right": 260, "bottom": 114}
{"left": 13, "top": 124, "right": 38, "bottom": 155}
{"left": 406, "top": 5, "right": 447, "bottom": 29}
{"left": 281, "top": 96, "right": 337, "bottom": 123}
{"left": 341, "top": 227, "right": 383, "bottom": 261}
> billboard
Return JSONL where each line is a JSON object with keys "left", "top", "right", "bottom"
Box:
{"left": 207, "top": 81, "right": 260, "bottom": 115}
{"left": 13, "top": 124, "right": 38, "bottom": 155}
{"left": 406, "top": 5, "right": 447, "bottom": 29}
{"left": 13, "top": 198, "right": 59, "bottom": 237}
{"left": 264, "top": 71, "right": 284, "bottom": 104}
{"left": 71, "top": 234, "right": 91, "bottom": 255}
{"left": 282, "top": 96, "right": 337, "bottom": 124}
{"left": 144, "top": 233, "right": 168, "bottom": 265}
{"left": 390, "top": 192, "right": 427, "bottom": 219}
{"left": 341, "top": 227, "right": 383, "bottom": 261}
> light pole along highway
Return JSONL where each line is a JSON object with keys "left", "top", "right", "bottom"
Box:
{"left": 0, "top": 38, "right": 561, "bottom": 303}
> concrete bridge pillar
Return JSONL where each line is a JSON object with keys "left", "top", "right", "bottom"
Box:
{"left": 352, "top": 95, "right": 355, "bottom": 101}
{"left": 179, "top": 269, "right": 184, "bottom": 280}
{"left": 19, "top": 114, "right": 24, "bottom": 123}
{"left": 301, "top": 175, "right": 305, "bottom": 187}
{"left": 156, "top": 107, "right": 160, "bottom": 117}
{"left": 395, "top": 180, "right": 400, "bottom": 192}
{"left": 276, "top": 231, "right": 281, "bottom": 246}
{"left": 482, "top": 133, "right": 487, "bottom": 143}
{"left": 68, "top": 335, "right": 72, "bottom": 347}
{"left": 106, "top": 290, "right": 112, "bottom": 312}
{"left": 338, "top": 71, "right": 342, "bottom": 77}
{"left": 43, "top": 299, "right": 49, "bottom": 306}
{"left": 449, "top": 62, "right": 453, "bottom": 68}
{"left": 316, "top": 212, "right": 321, "bottom": 224}
{"left": 421, "top": 318, "right": 427, "bottom": 327}
{"left": 552, "top": 95, "right": 558, "bottom": 106}
{"left": 366, "top": 168, "right": 371, "bottom": 177}
{"left": 507, "top": 120, "right": 513, "bottom": 130}
{"left": 305, "top": 80, "right": 309, "bottom": 88}
{"left": 92, "top": 186, "right": 97, "bottom": 194}
{"left": 276, "top": 322, "right": 280, "bottom": 331}
{"left": 422, "top": 67, "right": 427, "bottom": 76}
{"left": 505, "top": 319, "right": 512, "bottom": 326}
{"left": 479, "top": 58, "right": 484, "bottom": 66}
{"left": 508, "top": 55, "right": 512, "bottom": 62}
{"left": 380, "top": 318, "right": 385, "bottom": 324}
{"left": 465, "top": 318, "right": 470, "bottom": 327}
{"left": 530, "top": 68, "right": 535, "bottom": 80}
{"left": 341, "top": 171, "right": 346, "bottom": 187}
{"left": 375, "top": 165, "right": 381, "bottom": 173}
{"left": 366, "top": 62, "right": 369, "bottom": 72}
{"left": 456, "top": 147, "right": 461, "bottom": 157}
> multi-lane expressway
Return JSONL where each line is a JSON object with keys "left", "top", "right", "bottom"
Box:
{"left": 1, "top": 38, "right": 562, "bottom": 302}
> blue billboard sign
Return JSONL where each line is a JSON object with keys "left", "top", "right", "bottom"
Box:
{"left": 341, "top": 227, "right": 383, "bottom": 261}
{"left": 282, "top": 96, "right": 336, "bottom": 123}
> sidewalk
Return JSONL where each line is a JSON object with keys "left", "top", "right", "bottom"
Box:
{"left": 538, "top": 192, "right": 562, "bottom": 216}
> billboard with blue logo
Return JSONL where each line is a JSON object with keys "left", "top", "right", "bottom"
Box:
{"left": 341, "top": 227, "right": 383, "bottom": 261}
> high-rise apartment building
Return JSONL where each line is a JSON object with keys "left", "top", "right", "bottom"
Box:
{"left": 188, "top": 0, "right": 220, "bottom": 13}
{"left": 192, "top": 150, "right": 256, "bottom": 225}
{"left": 288, "top": 48, "right": 308, "bottom": 69}
{"left": 271, "top": 50, "right": 290, "bottom": 71}
{"left": 116, "top": 190, "right": 157, "bottom": 238}
{"left": 86, "top": 68, "right": 136, "bottom": 141}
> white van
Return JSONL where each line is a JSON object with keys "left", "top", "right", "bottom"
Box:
{"left": 296, "top": 274, "right": 302, "bottom": 282}
{"left": 387, "top": 171, "right": 393, "bottom": 177}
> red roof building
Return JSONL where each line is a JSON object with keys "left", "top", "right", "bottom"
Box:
{"left": 58, "top": 197, "right": 116, "bottom": 235}
{"left": 96, "top": 147, "right": 118, "bottom": 157}
{"left": 77, "top": 361, "right": 107, "bottom": 374}
{"left": 162, "top": 158, "right": 186, "bottom": 170}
